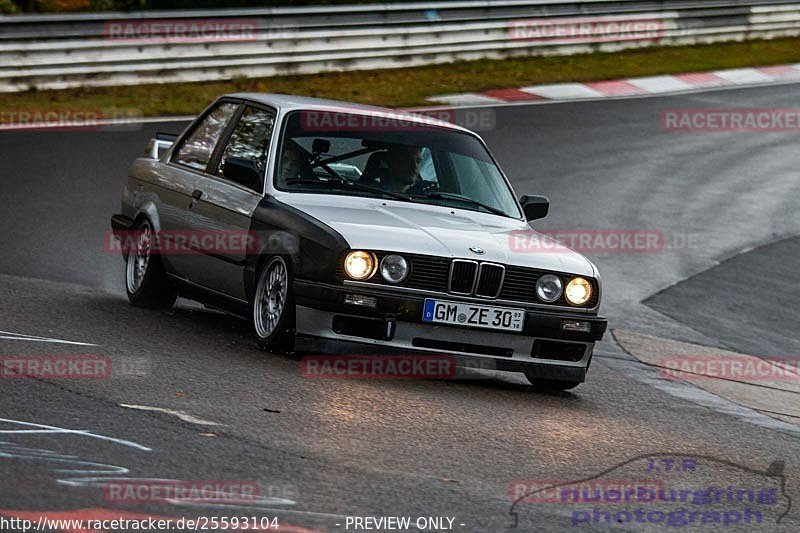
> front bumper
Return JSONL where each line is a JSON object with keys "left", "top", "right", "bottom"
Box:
{"left": 294, "top": 279, "right": 607, "bottom": 382}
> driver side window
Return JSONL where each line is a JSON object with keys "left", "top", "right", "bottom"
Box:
{"left": 215, "top": 106, "right": 276, "bottom": 192}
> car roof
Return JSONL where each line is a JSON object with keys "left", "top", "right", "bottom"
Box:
{"left": 227, "top": 92, "right": 474, "bottom": 135}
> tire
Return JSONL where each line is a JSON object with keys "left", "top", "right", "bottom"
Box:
{"left": 524, "top": 374, "right": 582, "bottom": 391}
{"left": 124, "top": 218, "right": 177, "bottom": 309}
{"left": 251, "top": 256, "right": 296, "bottom": 353}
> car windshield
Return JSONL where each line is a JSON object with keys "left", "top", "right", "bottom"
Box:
{"left": 275, "top": 110, "right": 522, "bottom": 219}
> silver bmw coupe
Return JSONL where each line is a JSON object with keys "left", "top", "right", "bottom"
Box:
{"left": 111, "top": 93, "right": 607, "bottom": 390}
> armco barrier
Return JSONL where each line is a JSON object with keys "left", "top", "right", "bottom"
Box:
{"left": 1, "top": 0, "right": 799, "bottom": 91}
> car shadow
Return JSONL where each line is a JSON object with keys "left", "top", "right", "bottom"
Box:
{"left": 94, "top": 295, "right": 587, "bottom": 399}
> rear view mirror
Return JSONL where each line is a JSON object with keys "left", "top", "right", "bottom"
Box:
{"left": 519, "top": 195, "right": 549, "bottom": 221}
{"left": 312, "top": 138, "right": 331, "bottom": 154}
{"left": 224, "top": 157, "right": 262, "bottom": 190}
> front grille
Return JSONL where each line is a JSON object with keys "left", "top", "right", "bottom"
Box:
{"left": 475, "top": 263, "right": 504, "bottom": 298}
{"left": 404, "top": 255, "right": 450, "bottom": 292}
{"left": 448, "top": 260, "right": 478, "bottom": 294}
{"left": 499, "top": 266, "right": 541, "bottom": 303}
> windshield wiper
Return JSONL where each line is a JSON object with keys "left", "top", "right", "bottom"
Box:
{"left": 285, "top": 178, "right": 413, "bottom": 202}
{"left": 414, "top": 191, "right": 512, "bottom": 218}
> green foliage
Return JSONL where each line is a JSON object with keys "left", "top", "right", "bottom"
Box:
{"left": 0, "top": 0, "right": 19, "bottom": 14}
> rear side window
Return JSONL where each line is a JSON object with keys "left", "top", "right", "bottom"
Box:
{"left": 216, "top": 106, "right": 276, "bottom": 191}
{"left": 173, "top": 102, "right": 238, "bottom": 170}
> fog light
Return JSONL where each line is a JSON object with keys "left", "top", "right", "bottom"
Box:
{"left": 561, "top": 320, "right": 591, "bottom": 333}
{"left": 344, "top": 294, "right": 378, "bottom": 308}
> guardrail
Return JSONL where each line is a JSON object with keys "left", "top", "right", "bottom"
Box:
{"left": 1, "top": 0, "right": 799, "bottom": 92}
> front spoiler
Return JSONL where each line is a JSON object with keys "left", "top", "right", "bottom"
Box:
{"left": 293, "top": 280, "right": 608, "bottom": 383}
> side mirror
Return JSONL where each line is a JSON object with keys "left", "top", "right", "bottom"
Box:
{"left": 224, "top": 157, "right": 262, "bottom": 190}
{"left": 519, "top": 195, "right": 549, "bottom": 221}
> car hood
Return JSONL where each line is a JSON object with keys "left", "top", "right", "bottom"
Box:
{"left": 278, "top": 194, "right": 596, "bottom": 277}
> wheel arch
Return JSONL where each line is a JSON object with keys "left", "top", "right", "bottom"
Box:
{"left": 131, "top": 201, "right": 162, "bottom": 233}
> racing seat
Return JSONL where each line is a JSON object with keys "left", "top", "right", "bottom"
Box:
{"left": 358, "top": 151, "right": 388, "bottom": 186}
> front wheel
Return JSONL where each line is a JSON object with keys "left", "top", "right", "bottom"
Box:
{"left": 525, "top": 374, "right": 582, "bottom": 391}
{"left": 252, "top": 256, "right": 295, "bottom": 353}
{"left": 124, "top": 218, "right": 177, "bottom": 309}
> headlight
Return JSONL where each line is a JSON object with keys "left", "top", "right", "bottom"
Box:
{"left": 380, "top": 254, "right": 409, "bottom": 283}
{"left": 565, "top": 277, "right": 593, "bottom": 306}
{"left": 536, "top": 274, "right": 562, "bottom": 302}
{"left": 344, "top": 251, "right": 376, "bottom": 280}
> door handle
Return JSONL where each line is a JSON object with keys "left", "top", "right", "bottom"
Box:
{"left": 189, "top": 189, "right": 203, "bottom": 209}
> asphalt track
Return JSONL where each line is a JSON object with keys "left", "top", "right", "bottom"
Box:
{"left": 0, "top": 83, "right": 799, "bottom": 532}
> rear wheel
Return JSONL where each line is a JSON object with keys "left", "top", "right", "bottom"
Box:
{"left": 124, "top": 218, "right": 177, "bottom": 309}
{"left": 525, "top": 374, "right": 582, "bottom": 391}
{"left": 252, "top": 256, "right": 295, "bottom": 353}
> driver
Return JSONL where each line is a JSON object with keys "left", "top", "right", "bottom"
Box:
{"left": 380, "top": 144, "right": 426, "bottom": 194}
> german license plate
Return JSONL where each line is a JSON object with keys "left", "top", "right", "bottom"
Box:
{"left": 422, "top": 299, "right": 525, "bottom": 332}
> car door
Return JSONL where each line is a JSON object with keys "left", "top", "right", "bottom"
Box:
{"left": 162, "top": 100, "right": 241, "bottom": 277}
{"left": 180, "top": 103, "right": 277, "bottom": 300}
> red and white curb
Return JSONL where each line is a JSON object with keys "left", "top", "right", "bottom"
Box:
{"left": 429, "top": 64, "right": 800, "bottom": 106}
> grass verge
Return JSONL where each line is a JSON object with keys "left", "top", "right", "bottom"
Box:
{"left": 1, "top": 37, "right": 799, "bottom": 118}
